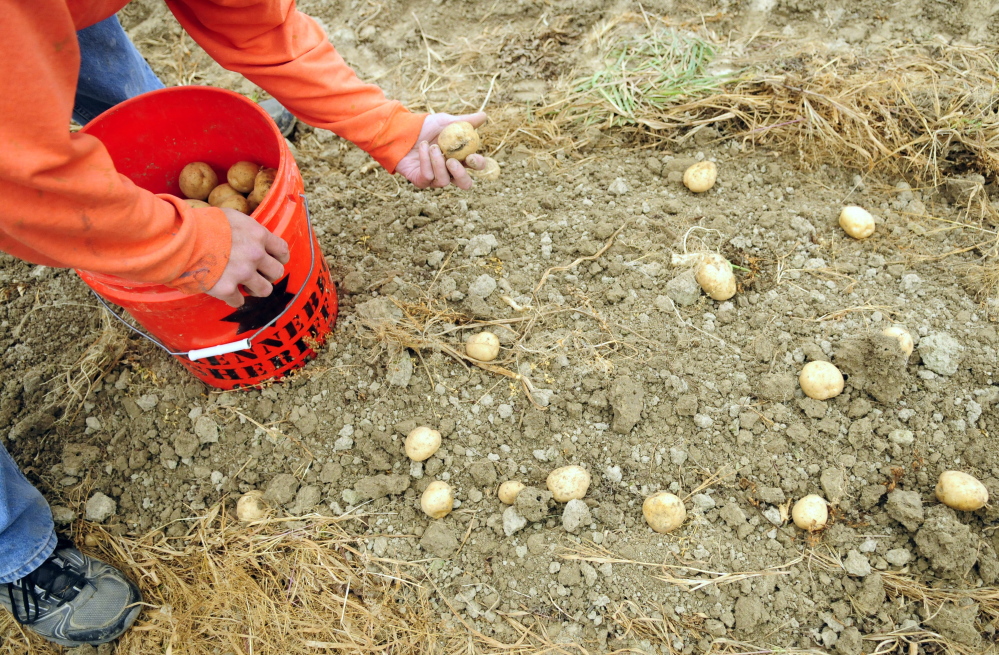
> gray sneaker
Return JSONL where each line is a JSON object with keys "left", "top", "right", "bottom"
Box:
{"left": 1, "top": 538, "right": 141, "bottom": 647}
{"left": 259, "top": 98, "right": 297, "bottom": 138}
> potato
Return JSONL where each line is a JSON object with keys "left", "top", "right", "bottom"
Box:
{"left": 208, "top": 183, "right": 240, "bottom": 207}
{"left": 683, "top": 161, "right": 717, "bottom": 193}
{"left": 437, "top": 121, "right": 481, "bottom": 161}
{"left": 467, "top": 157, "right": 501, "bottom": 181}
{"left": 882, "top": 326, "right": 914, "bottom": 359}
{"left": 498, "top": 481, "right": 526, "bottom": 505}
{"left": 236, "top": 491, "right": 268, "bottom": 522}
{"left": 184, "top": 199, "right": 211, "bottom": 209}
{"left": 405, "top": 426, "right": 441, "bottom": 462}
{"left": 642, "top": 492, "right": 686, "bottom": 534}
{"left": 254, "top": 167, "right": 277, "bottom": 191}
{"left": 936, "top": 471, "right": 988, "bottom": 511}
{"left": 421, "top": 480, "right": 454, "bottom": 519}
{"left": 227, "top": 161, "right": 261, "bottom": 194}
{"left": 178, "top": 162, "right": 218, "bottom": 200}
{"left": 546, "top": 465, "right": 590, "bottom": 503}
{"left": 218, "top": 194, "right": 250, "bottom": 214}
{"left": 791, "top": 495, "right": 828, "bottom": 531}
{"left": 465, "top": 331, "right": 500, "bottom": 362}
{"left": 695, "top": 253, "right": 737, "bottom": 301}
{"left": 799, "top": 361, "right": 844, "bottom": 400}
{"left": 839, "top": 206, "right": 875, "bottom": 239}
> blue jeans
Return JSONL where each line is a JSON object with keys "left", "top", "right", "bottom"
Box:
{"left": 0, "top": 16, "right": 162, "bottom": 584}
{"left": 73, "top": 15, "right": 164, "bottom": 125}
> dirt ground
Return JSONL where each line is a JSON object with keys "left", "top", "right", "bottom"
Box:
{"left": 3, "top": 0, "right": 999, "bottom": 653}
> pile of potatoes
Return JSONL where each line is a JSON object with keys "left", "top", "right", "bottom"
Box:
{"left": 178, "top": 161, "right": 276, "bottom": 214}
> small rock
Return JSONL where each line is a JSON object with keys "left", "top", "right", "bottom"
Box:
{"left": 468, "top": 274, "right": 497, "bottom": 298}
{"left": 820, "top": 468, "right": 847, "bottom": 503}
{"left": 194, "top": 415, "right": 220, "bottom": 444}
{"left": 843, "top": 550, "right": 872, "bottom": 577}
{"left": 420, "top": 522, "right": 459, "bottom": 558}
{"left": 515, "top": 486, "right": 553, "bottom": 522}
{"left": 665, "top": 271, "right": 701, "bottom": 307}
{"left": 855, "top": 573, "right": 885, "bottom": 615}
{"left": 609, "top": 376, "right": 644, "bottom": 434}
{"left": 385, "top": 352, "right": 413, "bottom": 387}
{"left": 835, "top": 626, "right": 863, "bottom": 655}
{"left": 756, "top": 486, "right": 786, "bottom": 505}
{"left": 136, "top": 394, "right": 158, "bottom": 412}
{"left": 469, "top": 460, "right": 497, "bottom": 487}
{"left": 51, "top": 505, "right": 76, "bottom": 524}
{"left": 925, "top": 601, "right": 982, "bottom": 648}
{"left": 562, "top": 499, "right": 592, "bottom": 533}
{"left": 734, "top": 596, "right": 764, "bottom": 631}
{"left": 465, "top": 234, "right": 498, "bottom": 257}
{"left": 691, "top": 494, "right": 715, "bottom": 511}
{"left": 669, "top": 447, "right": 688, "bottom": 465}
{"left": 264, "top": 474, "right": 300, "bottom": 505}
{"left": 354, "top": 474, "right": 410, "bottom": 500}
{"left": 502, "top": 506, "right": 527, "bottom": 536}
{"left": 888, "top": 429, "right": 914, "bottom": 446}
{"left": 762, "top": 507, "right": 783, "bottom": 526}
{"left": 885, "top": 489, "right": 924, "bottom": 532}
{"left": 885, "top": 548, "right": 912, "bottom": 567}
{"left": 290, "top": 485, "right": 321, "bottom": 514}
{"left": 605, "top": 466, "right": 623, "bottom": 484}
{"left": 608, "top": 178, "right": 629, "bottom": 196}
{"left": 85, "top": 493, "right": 116, "bottom": 522}
{"left": 918, "top": 333, "right": 962, "bottom": 376}
{"left": 915, "top": 505, "right": 978, "bottom": 578}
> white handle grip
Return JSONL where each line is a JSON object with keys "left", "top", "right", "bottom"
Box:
{"left": 188, "top": 339, "right": 252, "bottom": 361}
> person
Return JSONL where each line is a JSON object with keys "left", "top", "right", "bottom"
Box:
{"left": 1, "top": 1, "right": 486, "bottom": 646}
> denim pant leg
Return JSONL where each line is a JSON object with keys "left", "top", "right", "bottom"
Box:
{"left": 0, "top": 443, "right": 56, "bottom": 584}
{"left": 74, "top": 15, "right": 165, "bottom": 125}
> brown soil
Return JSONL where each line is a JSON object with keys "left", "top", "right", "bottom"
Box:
{"left": 3, "top": 1, "right": 999, "bottom": 653}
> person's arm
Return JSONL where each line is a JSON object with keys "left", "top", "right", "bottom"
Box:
{"left": 167, "top": 0, "right": 426, "bottom": 173}
{"left": 0, "top": 1, "right": 235, "bottom": 295}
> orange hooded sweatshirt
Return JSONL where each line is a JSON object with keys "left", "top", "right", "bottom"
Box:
{"left": 0, "top": 1, "right": 425, "bottom": 294}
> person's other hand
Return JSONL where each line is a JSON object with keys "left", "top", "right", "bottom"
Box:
{"left": 396, "top": 112, "right": 488, "bottom": 190}
{"left": 207, "top": 208, "right": 290, "bottom": 308}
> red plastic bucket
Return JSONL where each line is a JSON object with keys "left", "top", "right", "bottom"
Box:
{"left": 77, "top": 86, "right": 338, "bottom": 390}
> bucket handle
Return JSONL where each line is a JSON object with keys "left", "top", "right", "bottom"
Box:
{"left": 92, "top": 193, "right": 319, "bottom": 361}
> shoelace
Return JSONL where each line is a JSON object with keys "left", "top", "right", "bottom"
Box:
{"left": 6, "top": 546, "right": 87, "bottom": 625}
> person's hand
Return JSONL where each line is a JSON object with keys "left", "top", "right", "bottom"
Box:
{"left": 207, "top": 208, "right": 290, "bottom": 308}
{"left": 396, "top": 112, "right": 488, "bottom": 190}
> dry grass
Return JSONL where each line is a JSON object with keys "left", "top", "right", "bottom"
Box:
{"left": 45, "top": 313, "right": 128, "bottom": 422}
{"left": 0, "top": 505, "right": 587, "bottom": 655}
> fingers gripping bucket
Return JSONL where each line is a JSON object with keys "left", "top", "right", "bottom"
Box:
{"left": 76, "top": 87, "right": 338, "bottom": 390}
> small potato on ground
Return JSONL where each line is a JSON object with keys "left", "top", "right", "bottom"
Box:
{"left": 236, "top": 491, "right": 268, "bottom": 522}
{"left": 498, "top": 481, "right": 525, "bottom": 505}
{"left": 546, "top": 465, "right": 590, "bottom": 502}
{"left": 838, "top": 206, "right": 876, "bottom": 239}
{"left": 642, "top": 492, "right": 686, "bottom": 534}
{"left": 695, "top": 253, "right": 736, "bottom": 301}
{"left": 935, "top": 471, "right": 988, "bottom": 511}
{"left": 179, "top": 162, "right": 218, "bottom": 200}
{"left": 882, "top": 326, "right": 914, "bottom": 359}
{"left": 682, "top": 161, "right": 717, "bottom": 193}
{"left": 404, "top": 426, "right": 441, "bottom": 462}
{"left": 791, "top": 495, "right": 828, "bottom": 531}
{"left": 227, "top": 161, "right": 261, "bottom": 194}
{"left": 436, "top": 121, "right": 481, "bottom": 161}
{"left": 421, "top": 480, "right": 454, "bottom": 519}
{"left": 465, "top": 331, "right": 500, "bottom": 362}
{"left": 799, "top": 361, "right": 844, "bottom": 400}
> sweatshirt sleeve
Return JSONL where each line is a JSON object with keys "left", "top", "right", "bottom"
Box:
{"left": 0, "top": 1, "right": 232, "bottom": 295}
{"left": 166, "top": 0, "right": 425, "bottom": 173}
